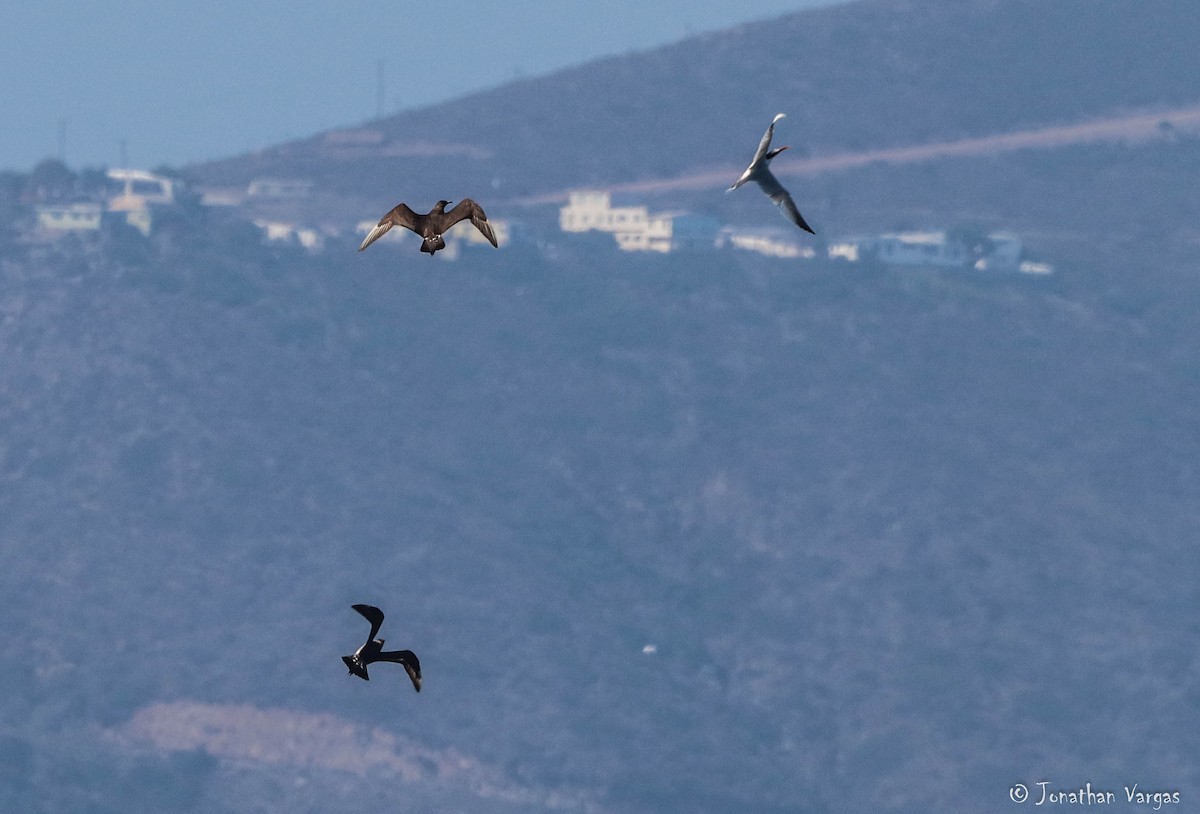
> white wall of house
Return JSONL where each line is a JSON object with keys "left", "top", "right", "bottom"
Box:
{"left": 875, "top": 232, "right": 967, "bottom": 267}
{"left": 107, "top": 168, "right": 175, "bottom": 207}
{"left": 37, "top": 203, "right": 102, "bottom": 231}
{"left": 830, "top": 231, "right": 965, "bottom": 267}
{"left": 560, "top": 191, "right": 650, "bottom": 235}
{"left": 974, "top": 232, "right": 1023, "bottom": 271}
{"left": 255, "top": 220, "right": 323, "bottom": 251}
{"left": 831, "top": 230, "right": 1049, "bottom": 274}
{"left": 720, "top": 226, "right": 813, "bottom": 258}
{"left": 560, "top": 191, "right": 717, "bottom": 253}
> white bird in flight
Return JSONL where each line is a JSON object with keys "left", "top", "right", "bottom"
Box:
{"left": 728, "top": 113, "right": 815, "bottom": 234}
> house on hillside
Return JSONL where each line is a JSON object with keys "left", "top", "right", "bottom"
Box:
{"left": 829, "top": 229, "right": 1053, "bottom": 274}
{"left": 718, "top": 226, "right": 816, "bottom": 259}
{"left": 560, "top": 191, "right": 642, "bottom": 234}
{"left": 974, "top": 231, "right": 1022, "bottom": 270}
{"left": 107, "top": 169, "right": 175, "bottom": 207}
{"left": 829, "top": 231, "right": 969, "bottom": 267}
{"left": 559, "top": 190, "right": 718, "bottom": 253}
{"left": 34, "top": 169, "right": 179, "bottom": 238}
{"left": 972, "top": 231, "right": 1054, "bottom": 275}
{"left": 106, "top": 168, "right": 176, "bottom": 236}
{"left": 255, "top": 220, "right": 324, "bottom": 251}
{"left": 36, "top": 202, "right": 103, "bottom": 233}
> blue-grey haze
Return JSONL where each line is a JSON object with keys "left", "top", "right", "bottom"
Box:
{"left": 0, "top": 0, "right": 842, "bottom": 172}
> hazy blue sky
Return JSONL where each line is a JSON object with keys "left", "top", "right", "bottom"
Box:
{"left": 1, "top": 1, "right": 843, "bottom": 173}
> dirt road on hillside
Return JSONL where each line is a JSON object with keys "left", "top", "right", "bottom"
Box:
{"left": 512, "top": 104, "right": 1200, "bottom": 206}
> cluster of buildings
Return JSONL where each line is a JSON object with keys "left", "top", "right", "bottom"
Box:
{"left": 558, "top": 191, "right": 723, "bottom": 254}
{"left": 560, "top": 190, "right": 814, "bottom": 258}
{"left": 828, "top": 229, "right": 1053, "bottom": 275}
{"left": 34, "top": 169, "right": 176, "bottom": 237}
{"left": 28, "top": 170, "right": 1052, "bottom": 275}
{"left": 556, "top": 190, "right": 1052, "bottom": 274}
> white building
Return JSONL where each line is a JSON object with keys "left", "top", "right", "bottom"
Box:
{"left": 559, "top": 190, "right": 718, "bottom": 253}
{"left": 34, "top": 169, "right": 183, "bottom": 239}
{"left": 36, "top": 202, "right": 102, "bottom": 232}
{"left": 975, "top": 231, "right": 1023, "bottom": 270}
{"left": 561, "top": 191, "right": 647, "bottom": 234}
{"left": 107, "top": 168, "right": 175, "bottom": 208}
{"left": 255, "top": 220, "right": 323, "bottom": 251}
{"left": 973, "top": 232, "right": 1052, "bottom": 274}
{"left": 718, "top": 226, "right": 816, "bottom": 259}
{"left": 829, "top": 229, "right": 1052, "bottom": 274}
{"left": 106, "top": 169, "right": 176, "bottom": 236}
{"left": 829, "top": 231, "right": 969, "bottom": 267}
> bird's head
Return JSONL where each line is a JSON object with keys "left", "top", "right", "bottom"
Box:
{"left": 435, "top": 200, "right": 451, "bottom": 211}
{"left": 765, "top": 145, "right": 790, "bottom": 161}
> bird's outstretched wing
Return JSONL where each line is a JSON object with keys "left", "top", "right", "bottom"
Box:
{"left": 755, "top": 170, "right": 816, "bottom": 234}
{"left": 378, "top": 649, "right": 422, "bottom": 692}
{"left": 359, "top": 203, "right": 420, "bottom": 251}
{"left": 751, "top": 113, "right": 786, "bottom": 166}
{"left": 443, "top": 199, "right": 499, "bottom": 248}
{"left": 352, "top": 604, "right": 385, "bottom": 643}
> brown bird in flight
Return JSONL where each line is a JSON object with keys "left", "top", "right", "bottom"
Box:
{"left": 342, "top": 603, "right": 422, "bottom": 692}
{"left": 358, "top": 199, "right": 499, "bottom": 256}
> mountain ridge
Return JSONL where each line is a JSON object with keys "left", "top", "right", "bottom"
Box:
{"left": 189, "top": 0, "right": 1200, "bottom": 205}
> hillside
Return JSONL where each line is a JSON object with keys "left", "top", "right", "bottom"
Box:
{"left": 5, "top": 0, "right": 1200, "bottom": 811}
{"left": 4, "top": 222, "right": 1200, "bottom": 810}
{"left": 190, "top": 0, "right": 1200, "bottom": 208}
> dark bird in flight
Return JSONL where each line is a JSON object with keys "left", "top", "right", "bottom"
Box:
{"left": 342, "top": 603, "right": 422, "bottom": 692}
{"left": 358, "top": 199, "right": 499, "bottom": 256}
{"left": 728, "top": 113, "right": 815, "bottom": 234}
